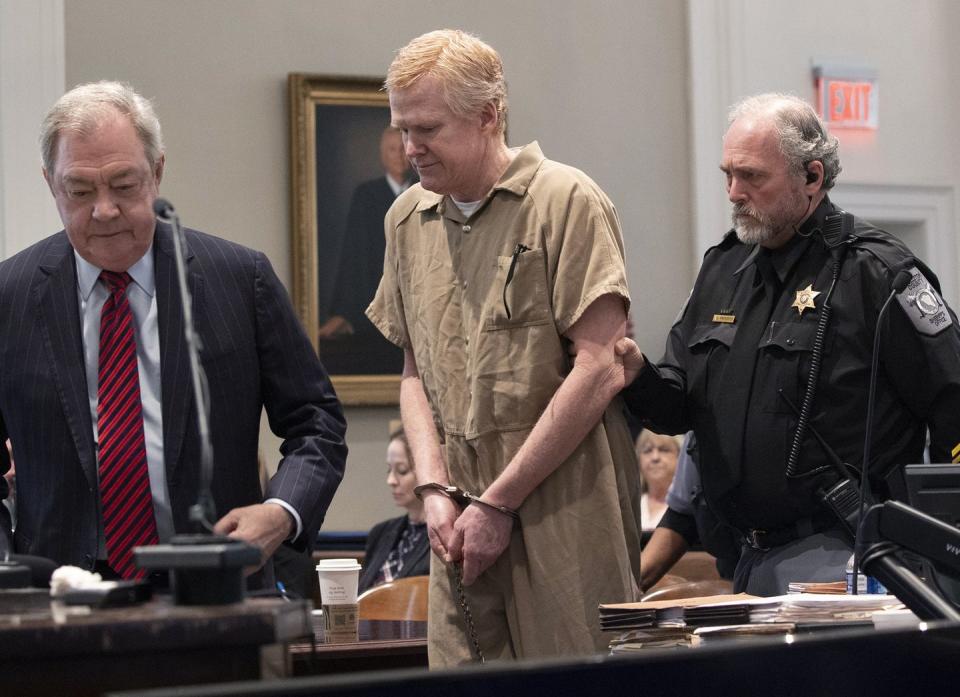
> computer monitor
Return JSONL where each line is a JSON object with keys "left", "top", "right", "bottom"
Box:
{"left": 902, "top": 463, "right": 960, "bottom": 606}
{"left": 904, "top": 463, "right": 960, "bottom": 528}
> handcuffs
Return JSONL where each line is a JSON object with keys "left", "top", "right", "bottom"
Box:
{"left": 413, "top": 482, "right": 521, "bottom": 524}
{"left": 414, "top": 482, "right": 519, "bottom": 663}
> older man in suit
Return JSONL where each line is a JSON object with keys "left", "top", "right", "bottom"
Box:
{"left": 0, "top": 81, "right": 346, "bottom": 582}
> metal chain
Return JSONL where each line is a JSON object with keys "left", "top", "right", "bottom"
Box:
{"left": 453, "top": 562, "right": 485, "bottom": 663}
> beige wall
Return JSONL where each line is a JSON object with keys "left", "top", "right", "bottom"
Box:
{"left": 685, "top": 0, "right": 960, "bottom": 306}
{"left": 0, "top": 0, "right": 63, "bottom": 258}
{"left": 728, "top": 0, "right": 960, "bottom": 189}
{"left": 63, "top": 0, "right": 691, "bottom": 531}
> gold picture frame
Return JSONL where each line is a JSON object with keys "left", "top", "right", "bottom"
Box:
{"left": 288, "top": 73, "right": 403, "bottom": 405}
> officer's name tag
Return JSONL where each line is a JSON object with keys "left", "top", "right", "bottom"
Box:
{"left": 897, "top": 267, "right": 953, "bottom": 336}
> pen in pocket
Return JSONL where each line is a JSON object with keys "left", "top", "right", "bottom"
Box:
{"left": 503, "top": 243, "right": 530, "bottom": 320}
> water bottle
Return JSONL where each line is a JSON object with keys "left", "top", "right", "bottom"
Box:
{"left": 845, "top": 553, "right": 887, "bottom": 594}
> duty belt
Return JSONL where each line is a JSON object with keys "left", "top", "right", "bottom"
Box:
{"left": 742, "top": 511, "right": 837, "bottom": 551}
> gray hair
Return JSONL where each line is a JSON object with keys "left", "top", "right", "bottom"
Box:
{"left": 40, "top": 81, "right": 164, "bottom": 174}
{"left": 729, "top": 92, "right": 841, "bottom": 190}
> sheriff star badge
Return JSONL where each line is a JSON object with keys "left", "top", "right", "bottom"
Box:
{"left": 792, "top": 284, "right": 821, "bottom": 316}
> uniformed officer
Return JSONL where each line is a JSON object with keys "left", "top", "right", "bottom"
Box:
{"left": 620, "top": 93, "right": 960, "bottom": 595}
{"left": 368, "top": 29, "right": 641, "bottom": 663}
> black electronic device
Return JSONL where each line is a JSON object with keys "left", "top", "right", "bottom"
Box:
{"left": 0, "top": 561, "right": 30, "bottom": 589}
{"left": 904, "top": 463, "right": 960, "bottom": 527}
{"left": 134, "top": 199, "right": 261, "bottom": 605}
{"left": 60, "top": 579, "right": 153, "bottom": 608}
{"left": 900, "top": 463, "right": 960, "bottom": 607}
{"left": 0, "top": 554, "right": 57, "bottom": 588}
{"left": 857, "top": 499, "right": 960, "bottom": 621}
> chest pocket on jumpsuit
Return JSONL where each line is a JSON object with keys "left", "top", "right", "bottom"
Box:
{"left": 479, "top": 247, "right": 553, "bottom": 433}
{"left": 485, "top": 247, "right": 551, "bottom": 330}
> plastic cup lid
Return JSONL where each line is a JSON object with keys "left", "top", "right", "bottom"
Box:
{"left": 316, "top": 558, "right": 361, "bottom": 571}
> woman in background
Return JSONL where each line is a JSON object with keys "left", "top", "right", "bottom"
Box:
{"left": 637, "top": 429, "right": 682, "bottom": 529}
{"left": 358, "top": 427, "right": 430, "bottom": 593}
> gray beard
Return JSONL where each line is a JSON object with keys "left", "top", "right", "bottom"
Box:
{"left": 731, "top": 185, "right": 810, "bottom": 246}
{"left": 733, "top": 211, "right": 778, "bottom": 245}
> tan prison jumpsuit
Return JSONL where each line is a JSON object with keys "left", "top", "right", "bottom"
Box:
{"left": 367, "top": 142, "right": 641, "bottom": 664}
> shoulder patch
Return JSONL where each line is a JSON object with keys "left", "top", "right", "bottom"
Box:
{"left": 896, "top": 266, "right": 954, "bottom": 336}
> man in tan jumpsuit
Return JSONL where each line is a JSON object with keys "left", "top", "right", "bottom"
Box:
{"left": 367, "top": 29, "right": 641, "bottom": 665}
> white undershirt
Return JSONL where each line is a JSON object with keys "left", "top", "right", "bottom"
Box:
{"left": 450, "top": 197, "right": 482, "bottom": 218}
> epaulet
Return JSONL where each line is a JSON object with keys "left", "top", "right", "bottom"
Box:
{"left": 846, "top": 219, "right": 915, "bottom": 274}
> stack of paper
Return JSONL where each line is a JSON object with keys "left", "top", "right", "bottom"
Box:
{"left": 787, "top": 580, "right": 847, "bottom": 594}
{"left": 599, "top": 594, "right": 755, "bottom": 632}
{"left": 690, "top": 622, "right": 795, "bottom": 646}
{"left": 601, "top": 593, "right": 913, "bottom": 653}
{"left": 684, "top": 602, "right": 752, "bottom": 626}
{"left": 750, "top": 593, "right": 905, "bottom": 624}
{"left": 598, "top": 605, "right": 657, "bottom": 632}
{"left": 609, "top": 627, "right": 693, "bottom": 652}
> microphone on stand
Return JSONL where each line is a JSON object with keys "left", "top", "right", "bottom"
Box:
{"left": 134, "top": 198, "right": 260, "bottom": 605}
{"left": 151, "top": 198, "right": 216, "bottom": 533}
{"left": 850, "top": 267, "right": 913, "bottom": 593}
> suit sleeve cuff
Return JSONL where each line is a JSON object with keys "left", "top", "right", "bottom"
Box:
{"left": 264, "top": 498, "right": 303, "bottom": 542}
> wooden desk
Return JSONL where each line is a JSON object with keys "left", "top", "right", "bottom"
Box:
{"left": 105, "top": 621, "right": 960, "bottom": 697}
{"left": 290, "top": 617, "right": 428, "bottom": 675}
{"left": 0, "top": 593, "right": 312, "bottom": 697}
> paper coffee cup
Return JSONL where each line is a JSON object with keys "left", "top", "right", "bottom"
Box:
{"left": 315, "top": 558, "right": 362, "bottom": 604}
{"left": 316, "top": 558, "right": 362, "bottom": 642}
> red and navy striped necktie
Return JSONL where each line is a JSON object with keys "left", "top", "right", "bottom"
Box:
{"left": 97, "top": 270, "right": 158, "bottom": 579}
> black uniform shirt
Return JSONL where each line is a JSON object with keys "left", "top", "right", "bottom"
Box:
{"left": 625, "top": 197, "right": 960, "bottom": 533}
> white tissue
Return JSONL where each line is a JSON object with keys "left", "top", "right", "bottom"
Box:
{"left": 49, "top": 565, "right": 117, "bottom": 596}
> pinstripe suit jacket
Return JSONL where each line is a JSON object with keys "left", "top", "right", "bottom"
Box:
{"left": 0, "top": 223, "right": 346, "bottom": 569}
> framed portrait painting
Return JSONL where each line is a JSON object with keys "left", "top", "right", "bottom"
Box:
{"left": 289, "top": 73, "right": 411, "bottom": 405}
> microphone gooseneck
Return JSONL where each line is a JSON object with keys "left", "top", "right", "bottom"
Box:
{"left": 136, "top": 199, "right": 262, "bottom": 604}
{"left": 152, "top": 198, "right": 216, "bottom": 532}
{"left": 851, "top": 267, "right": 913, "bottom": 593}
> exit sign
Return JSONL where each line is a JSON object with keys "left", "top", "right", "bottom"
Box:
{"left": 813, "top": 62, "right": 878, "bottom": 129}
